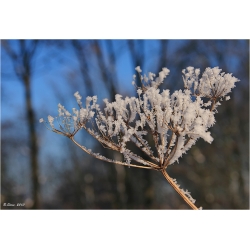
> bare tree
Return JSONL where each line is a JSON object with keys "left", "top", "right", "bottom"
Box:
{"left": 71, "top": 40, "right": 95, "bottom": 97}
{"left": 2, "top": 40, "right": 40, "bottom": 209}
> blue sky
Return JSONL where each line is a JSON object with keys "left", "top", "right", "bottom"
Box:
{"left": 1, "top": 40, "right": 182, "bottom": 121}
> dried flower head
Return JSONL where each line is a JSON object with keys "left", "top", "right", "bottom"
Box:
{"left": 40, "top": 66, "right": 239, "bottom": 209}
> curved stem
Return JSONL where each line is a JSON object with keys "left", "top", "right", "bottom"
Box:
{"left": 161, "top": 169, "right": 198, "bottom": 210}
{"left": 70, "top": 136, "right": 159, "bottom": 170}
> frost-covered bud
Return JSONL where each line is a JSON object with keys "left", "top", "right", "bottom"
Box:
{"left": 198, "top": 67, "right": 239, "bottom": 99}
{"left": 135, "top": 66, "right": 142, "bottom": 73}
{"left": 92, "top": 96, "right": 97, "bottom": 103}
{"left": 148, "top": 72, "right": 155, "bottom": 81}
{"left": 86, "top": 96, "right": 92, "bottom": 107}
{"left": 65, "top": 110, "right": 71, "bottom": 116}
{"left": 195, "top": 69, "right": 200, "bottom": 76}
{"left": 103, "top": 98, "right": 109, "bottom": 104}
{"left": 187, "top": 66, "right": 194, "bottom": 73}
{"left": 162, "top": 67, "right": 170, "bottom": 75}
{"left": 143, "top": 74, "right": 148, "bottom": 83}
{"left": 48, "top": 115, "right": 55, "bottom": 128}
{"left": 115, "top": 94, "right": 123, "bottom": 101}
{"left": 74, "top": 91, "right": 82, "bottom": 106}
{"left": 89, "top": 111, "right": 95, "bottom": 118}
{"left": 137, "top": 89, "right": 142, "bottom": 95}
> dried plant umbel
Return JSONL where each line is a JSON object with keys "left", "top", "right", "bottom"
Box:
{"left": 40, "top": 66, "right": 239, "bottom": 209}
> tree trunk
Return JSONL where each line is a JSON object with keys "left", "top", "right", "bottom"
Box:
{"left": 23, "top": 74, "right": 40, "bottom": 209}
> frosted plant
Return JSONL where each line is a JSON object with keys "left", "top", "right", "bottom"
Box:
{"left": 40, "top": 66, "right": 239, "bottom": 209}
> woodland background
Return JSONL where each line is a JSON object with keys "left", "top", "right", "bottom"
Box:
{"left": 1, "top": 40, "right": 249, "bottom": 209}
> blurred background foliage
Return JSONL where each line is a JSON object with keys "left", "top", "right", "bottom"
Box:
{"left": 1, "top": 39, "right": 249, "bottom": 209}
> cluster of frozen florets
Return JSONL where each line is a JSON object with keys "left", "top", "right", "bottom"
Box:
{"left": 40, "top": 66, "right": 239, "bottom": 168}
{"left": 182, "top": 66, "right": 238, "bottom": 99}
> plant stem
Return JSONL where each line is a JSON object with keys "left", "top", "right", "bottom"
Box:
{"left": 161, "top": 169, "right": 198, "bottom": 210}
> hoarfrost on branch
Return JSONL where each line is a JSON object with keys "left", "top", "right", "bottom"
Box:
{"left": 40, "top": 66, "right": 239, "bottom": 209}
